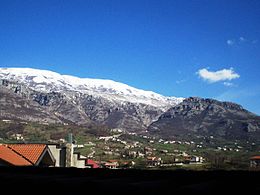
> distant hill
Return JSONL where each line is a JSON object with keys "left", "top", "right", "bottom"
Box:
{"left": 148, "top": 97, "right": 260, "bottom": 141}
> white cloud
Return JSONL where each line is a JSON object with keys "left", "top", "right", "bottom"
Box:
{"left": 176, "top": 79, "right": 186, "bottom": 84}
{"left": 227, "top": 39, "right": 235, "bottom": 46}
{"left": 197, "top": 68, "right": 240, "bottom": 83}
{"left": 239, "top": 37, "right": 246, "bottom": 42}
{"left": 223, "top": 82, "right": 234, "bottom": 87}
{"left": 227, "top": 37, "right": 258, "bottom": 46}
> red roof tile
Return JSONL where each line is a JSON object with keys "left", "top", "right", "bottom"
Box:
{"left": 0, "top": 145, "right": 32, "bottom": 166}
{"left": 250, "top": 156, "right": 260, "bottom": 160}
{"left": 86, "top": 159, "right": 100, "bottom": 168}
{"left": 108, "top": 160, "right": 118, "bottom": 163}
{"left": 7, "top": 144, "right": 46, "bottom": 164}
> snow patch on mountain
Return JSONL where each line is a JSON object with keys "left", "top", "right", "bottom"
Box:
{"left": 0, "top": 67, "right": 184, "bottom": 107}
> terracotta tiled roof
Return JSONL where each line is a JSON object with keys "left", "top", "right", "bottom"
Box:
{"left": 105, "top": 162, "right": 118, "bottom": 166}
{"left": 108, "top": 160, "right": 118, "bottom": 163}
{"left": 86, "top": 159, "right": 100, "bottom": 168}
{"left": 0, "top": 145, "right": 32, "bottom": 166}
{"left": 7, "top": 144, "right": 46, "bottom": 164}
{"left": 250, "top": 156, "right": 260, "bottom": 160}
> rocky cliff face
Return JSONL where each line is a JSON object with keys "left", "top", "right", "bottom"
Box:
{"left": 0, "top": 68, "right": 183, "bottom": 132}
{"left": 0, "top": 83, "right": 62, "bottom": 124}
{"left": 148, "top": 97, "right": 260, "bottom": 140}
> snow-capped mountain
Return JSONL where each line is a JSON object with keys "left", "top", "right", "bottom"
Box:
{"left": 1, "top": 68, "right": 259, "bottom": 141}
{"left": 0, "top": 68, "right": 183, "bottom": 108}
{"left": 0, "top": 67, "right": 183, "bottom": 131}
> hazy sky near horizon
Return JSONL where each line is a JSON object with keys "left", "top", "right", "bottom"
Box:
{"left": 0, "top": 0, "right": 260, "bottom": 114}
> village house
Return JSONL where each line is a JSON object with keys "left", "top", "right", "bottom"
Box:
{"left": 104, "top": 160, "right": 119, "bottom": 169}
{"left": 250, "top": 156, "right": 260, "bottom": 170}
{"left": 144, "top": 146, "right": 153, "bottom": 156}
{"left": 0, "top": 133, "right": 95, "bottom": 168}
{"left": 0, "top": 141, "right": 88, "bottom": 168}
{"left": 121, "top": 161, "right": 135, "bottom": 169}
{"left": 147, "top": 157, "right": 162, "bottom": 167}
{"left": 127, "top": 150, "right": 137, "bottom": 158}
{"left": 85, "top": 159, "right": 100, "bottom": 168}
{"left": 10, "top": 133, "right": 24, "bottom": 141}
{"left": 73, "top": 152, "right": 87, "bottom": 168}
{"left": 190, "top": 156, "right": 204, "bottom": 163}
{"left": 182, "top": 155, "right": 204, "bottom": 164}
{"left": 0, "top": 144, "right": 56, "bottom": 166}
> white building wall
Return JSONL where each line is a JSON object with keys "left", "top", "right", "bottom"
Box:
{"left": 72, "top": 154, "right": 86, "bottom": 168}
{"left": 48, "top": 145, "right": 61, "bottom": 167}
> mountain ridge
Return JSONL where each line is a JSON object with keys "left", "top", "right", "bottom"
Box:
{"left": 0, "top": 67, "right": 183, "bottom": 131}
{"left": 0, "top": 67, "right": 183, "bottom": 108}
{"left": 148, "top": 97, "right": 260, "bottom": 141}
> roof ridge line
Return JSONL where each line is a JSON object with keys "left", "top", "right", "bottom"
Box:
{"left": 5, "top": 144, "right": 34, "bottom": 165}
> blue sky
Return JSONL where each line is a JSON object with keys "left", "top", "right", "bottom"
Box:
{"left": 0, "top": 0, "right": 260, "bottom": 114}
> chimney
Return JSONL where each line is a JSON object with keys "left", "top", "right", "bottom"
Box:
{"left": 65, "top": 133, "right": 74, "bottom": 167}
{"left": 68, "top": 133, "right": 73, "bottom": 144}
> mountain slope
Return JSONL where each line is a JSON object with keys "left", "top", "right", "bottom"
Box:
{"left": 0, "top": 68, "right": 183, "bottom": 107}
{"left": 0, "top": 85, "right": 62, "bottom": 123}
{"left": 148, "top": 97, "right": 260, "bottom": 141}
{"left": 0, "top": 67, "right": 183, "bottom": 131}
